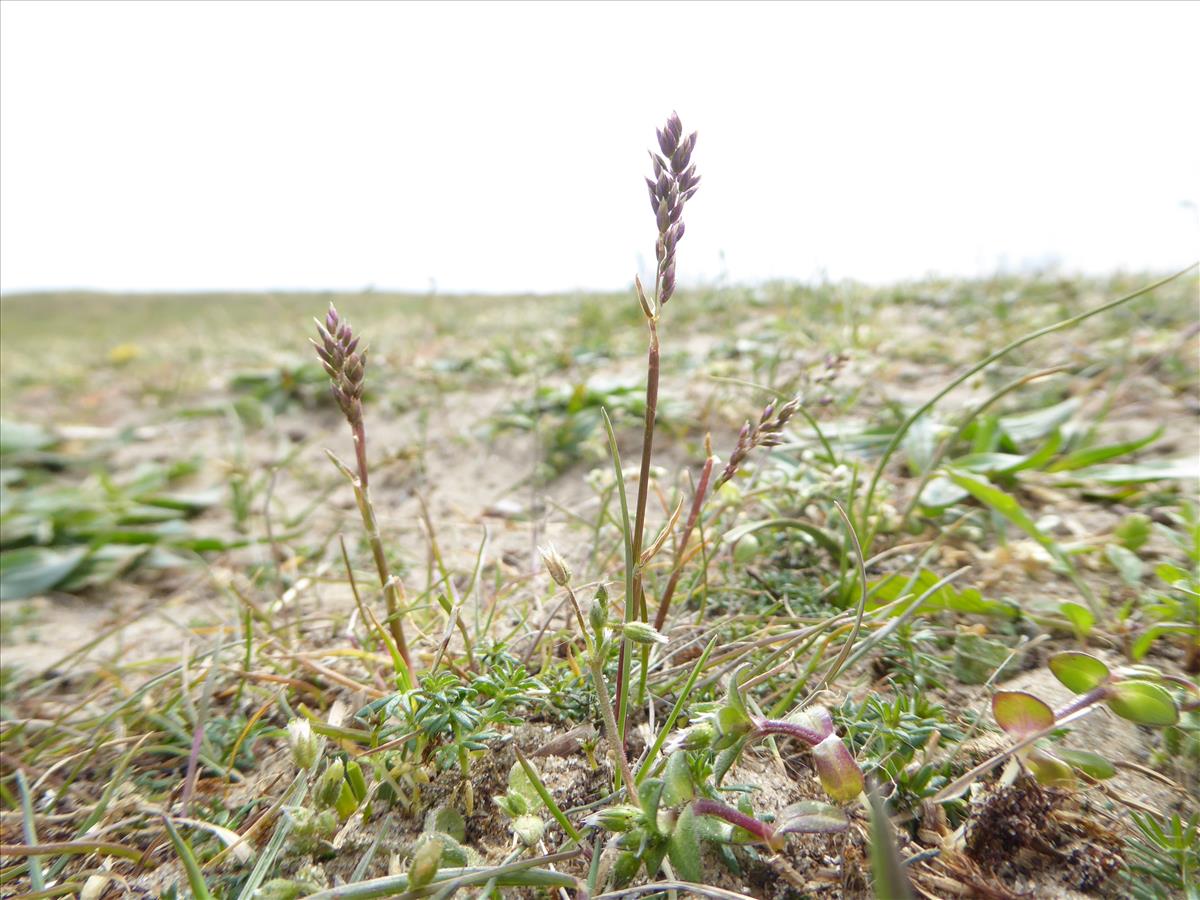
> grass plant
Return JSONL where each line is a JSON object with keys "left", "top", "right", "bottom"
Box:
{"left": 0, "top": 109, "right": 1196, "bottom": 899}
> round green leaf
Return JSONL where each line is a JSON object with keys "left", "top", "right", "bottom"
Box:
{"left": 1056, "top": 748, "right": 1116, "bottom": 780}
{"left": 1048, "top": 651, "right": 1111, "bottom": 694}
{"left": 993, "top": 690, "right": 1055, "bottom": 738}
{"left": 777, "top": 800, "right": 849, "bottom": 834}
{"left": 1105, "top": 680, "right": 1179, "bottom": 726}
{"left": 1026, "top": 748, "right": 1076, "bottom": 786}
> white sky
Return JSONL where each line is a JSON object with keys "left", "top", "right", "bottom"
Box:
{"left": 1, "top": 0, "right": 1197, "bottom": 295}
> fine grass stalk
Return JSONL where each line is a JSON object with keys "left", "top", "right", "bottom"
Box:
{"left": 313, "top": 305, "right": 414, "bottom": 679}
{"left": 859, "top": 263, "right": 1198, "bottom": 558}
{"left": 615, "top": 113, "right": 702, "bottom": 723}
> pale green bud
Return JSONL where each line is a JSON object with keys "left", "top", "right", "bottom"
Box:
{"left": 408, "top": 836, "right": 443, "bottom": 889}
{"left": 286, "top": 718, "right": 320, "bottom": 770}
{"left": 315, "top": 760, "right": 345, "bottom": 809}
{"left": 583, "top": 804, "right": 643, "bottom": 832}
{"left": 812, "top": 734, "right": 864, "bottom": 803}
{"left": 512, "top": 814, "right": 546, "bottom": 846}
{"left": 616, "top": 621, "right": 668, "bottom": 646}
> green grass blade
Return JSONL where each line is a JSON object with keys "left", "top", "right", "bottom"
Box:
{"left": 236, "top": 772, "right": 307, "bottom": 900}
{"left": 945, "top": 466, "right": 1098, "bottom": 613}
{"left": 15, "top": 770, "right": 45, "bottom": 891}
{"left": 514, "top": 748, "right": 583, "bottom": 842}
{"left": 602, "top": 408, "right": 636, "bottom": 743}
{"left": 637, "top": 635, "right": 718, "bottom": 783}
{"left": 860, "top": 264, "right": 1197, "bottom": 556}
{"left": 867, "top": 784, "right": 914, "bottom": 900}
{"left": 162, "top": 816, "right": 215, "bottom": 900}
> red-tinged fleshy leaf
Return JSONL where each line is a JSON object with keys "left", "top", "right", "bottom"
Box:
{"left": 777, "top": 800, "right": 850, "bottom": 834}
{"left": 993, "top": 690, "right": 1055, "bottom": 738}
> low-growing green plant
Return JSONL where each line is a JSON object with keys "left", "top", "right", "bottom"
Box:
{"left": 990, "top": 650, "right": 1187, "bottom": 786}
{"left": 2, "top": 100, "right": 1197, "bottom": 900}
{"left": 1, "top": 430, "right": 221, "bottom": 600}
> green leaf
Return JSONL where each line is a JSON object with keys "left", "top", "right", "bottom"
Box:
{"left": 1104, "top": 545, "right": 1144, "bottom": 586}
{"left": 1105, "top": 680, "right": 1179, "bottom": 726}
{"left": 867, "top": 784, "right": 914, "bottom": 900}
{"left": 902, "top": 415, "right": 941, "bottom": 475}
{"left": 1026, "top": 747, "right": 1076, "bottom": 786}
{"left": 870, "top": 568, "right": 1013, "bottom": 617}
{"left": 992, "top": 690, "right": 1055, "bottom": 738}
{"left": 953, "top": 452, "right": 1034, "bottom": 475}
{"left": 638, "top": 779, "right": 664, "bottom": 833}
{"left": 999, "top": 398, "right": 1080, "bottom": 445}
{"left": 1131, "top": 623, "right": 1199, "bottom": 662}
{"left": 945, "top": 467, "right": 1094, "bottom": 610}
{"left": 162, "top": 817, "right": 216, "bottom": 900}
{"left": 1048, "top": 651, "right": 1111, "bottom": 693}
{"left": 1046, "top": 428, "right": 1162, "bottom": 472}
{"left": 777, "top": 800, "right": 849, "bottom": 834}
{"left": 1059, "top": 601, "right": 1095, "bottom": 640}
{"left": 1067, "top": 459, "right": 1200, "bottom": 484}
{"left": 667, "top": 803, "right": 703, "bottom": 883}
{"left": 506, "top": 761, "right": 544, "bottom": 812}
{"left": 953, "top": 431, "right": 1063, "bottom": 477}
{"left": 917, "top": 475, "right": 969, "bottom": 509}
{"left": 945, "top": 468, "right": 1051, "bottom": 547}
{"left": 58, "top": 544, "right": 149, "bottom": 591}
{"left": 0, "top": 420, "right": 56, "bottom": 456}
{"left": 953, "top": 633, "right": 1019, "bottom": 685}
{"left": 0, "top": 546, "right": 89, "bottom": 601}
{"left": 1113, "top": 513, "right": 1153, "bottom": 551}
{"left": 1155, "top": 562, "right": 1190, "bottom": 587}
{"left": 945, "top": 467, "right": 1055, "bottom": 550}
{"left": 1056, "top": 748, "right": 1116, "bottom": 779}
{"left": 661, "top": 751, "right": 694, "bottom": 807}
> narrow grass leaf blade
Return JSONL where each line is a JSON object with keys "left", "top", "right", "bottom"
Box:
{"left": 514, "top": 748, "right": 583, "bottom": 842}
{"left": 637, "top": 635, "right": 718, "bottom": 783}
{"left": 867, "top": 785, "right": 914, "bottom": 900}
{"left": 161, "top": 817, "right": 215, "bottom": 900}
{"left": 602, "top": 408, "right": 636, "bottom": 742}
{"left": 16, "top": 771, "right": 44, "bottom": 891}
{"left": 1046, "top": 428, "right": 1163, "bottom": 472}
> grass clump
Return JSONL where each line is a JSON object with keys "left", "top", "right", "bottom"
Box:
{"left": 0, "top": 108, "right": 1196, "bottom": 900}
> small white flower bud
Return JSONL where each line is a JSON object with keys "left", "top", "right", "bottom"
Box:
{"left": 286, "top": 718, "right": 320, "bottom": 770}
{"left": 538, "top": 544, "right": 572, "bottom": 587}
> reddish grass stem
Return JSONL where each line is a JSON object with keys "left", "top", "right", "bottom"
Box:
{"left": 654, "top": 450, "right": 714, "bottom": 631}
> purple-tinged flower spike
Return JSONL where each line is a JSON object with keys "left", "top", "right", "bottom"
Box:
{"left": 715, "top": 397, "right": 800, "bottom": 489}
{"left": 645, "top": 112, "right": 700, "bottom": 309}
{"left": 312, "top": 303, "right": 368, "bottom": 433}
{"left": 811, "top": 734, "right": 865, "bottom": 803}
